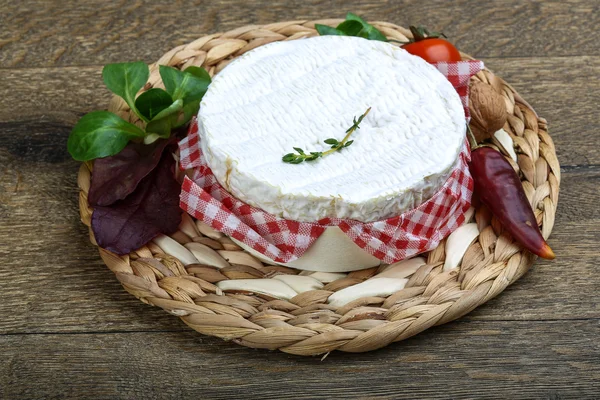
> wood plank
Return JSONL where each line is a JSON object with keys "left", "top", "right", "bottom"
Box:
{"left": 0, "top": 150, "right": 597, "bottom": 333}
{"left": 1, "top": 56, "right": 599, "bottom": 167}
{"left": 0, "top": 66, "right": 106, "bottom": 124}
{"left": 0, "top": 54, "right": 597, "bottom": 333}
{"left": 483, "top": 56, "right": 600, "bottom": 168}
{"left": 1, "top": 0, "right": 599, "bottom": 68}
{"left": 1, "top": 320, "right": 599, "bottom": 399}
{"left": 0, "top": 1, "right": 597, "bottom": 397}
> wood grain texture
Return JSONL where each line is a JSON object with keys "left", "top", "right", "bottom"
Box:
{"left": 0, "top": 163, "right": 597, "bottom": 335}
{"left": 1, "top": 0, "right": 599, "bottom": 68}
{"left": 1, "top": 321, "right": 599, "bottom": 399}
{"left": 1, "top": 0, "right": 598, "bottom": 398}
{"left": 3, "top": 56, "right": 599, "bottom": 165}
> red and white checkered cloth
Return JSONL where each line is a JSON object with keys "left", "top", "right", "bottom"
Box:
{"left": 179, "top": 60, "right": 483, "bottom": 264}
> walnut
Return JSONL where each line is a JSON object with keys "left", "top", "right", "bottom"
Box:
{"left": 469, "top": 80, "right": 508, "bottom": 143}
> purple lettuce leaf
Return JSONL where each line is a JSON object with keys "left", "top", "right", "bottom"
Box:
{"left": 88, "top": 138, "right": 173, "bottom": 207}
{"left": 91, "top": 151, "right": 182, "bottom": 255}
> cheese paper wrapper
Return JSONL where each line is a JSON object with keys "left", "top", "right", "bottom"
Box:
{"left": 179, "top": 60, "right": 483, "bottom": 264}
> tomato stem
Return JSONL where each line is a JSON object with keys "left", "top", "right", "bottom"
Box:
{"left": 409, "top": 25, "right": 447, "bottom": 42}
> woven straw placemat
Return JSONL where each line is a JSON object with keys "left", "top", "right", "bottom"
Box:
{"left": 76, "top": 20, "right": 560, "bottom": 355}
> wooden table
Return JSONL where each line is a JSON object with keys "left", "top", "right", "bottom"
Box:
{"left": 1, "top": 1, "right": 598, "bottom": 398}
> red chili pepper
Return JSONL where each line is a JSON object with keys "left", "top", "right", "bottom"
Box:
{"left": 469, "top": 146, "right": 555, "bottom": 259}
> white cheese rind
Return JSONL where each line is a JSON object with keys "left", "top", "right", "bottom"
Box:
{"left": 199, "top": 36, "right": 465, "bottom": 223}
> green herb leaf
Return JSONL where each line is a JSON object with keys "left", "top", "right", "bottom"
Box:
{"left": 360, "top": 24, "right": 388, "bottom": 42}
{"left": 160, "top": 65, "right": 211, "bottom": 104}
{"left": 151, "top": 99, "right": 184, "bottom": 122}
{"left": 315, "top": 24, "right": 345, "bottom": 36}
{"left": 316, "top": 13, "right": 387, "bottom": 42}
{"left": 143, "top": 133, "right": 162, "bottom": 145}
{"left": 345, "top": 12, "right": 367, "bottom": 24}
{"left": 282, "top": 153, "right": 297, "bottom": 162}
{"left": 184, "top": 66, "right": 212, "bottom": 81}
{"left": 336, "top": 20, "right": 364, "bottom": 36}
{"left": 282, "top": 107, "right": 371, "bottom": 164}
{"left": 145, "top": 99, "right": 184, "bottom": 139}
{"left": 159, "top": 65, "right": 211, "bottom": 127}
{"left": 180, "top": 99, "right": 201, "bottom": 128}
{"left": 178, "top": 66, "right": 211, "bottom": 124}
{"left": 134, "top": 88, "right": 174, "bottom": 121}
{"left": 67, "top": 111, "right": 146, "bottom": 161}
{"left": 102, "top": 62, "right": 150, "bottom": 122}
{"left": 346, "top": 12, "right": 388, "bottom": 41}
{"left": 305, "top": 151, "right": 323, "bottom": 162}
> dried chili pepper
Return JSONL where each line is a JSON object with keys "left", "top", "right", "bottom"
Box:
{"left": 469, "top": 145, "right": 555, "bottom": 259}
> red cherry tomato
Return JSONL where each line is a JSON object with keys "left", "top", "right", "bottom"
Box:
{"left": 402, "top": 38, "right": 462, "bottom": 63}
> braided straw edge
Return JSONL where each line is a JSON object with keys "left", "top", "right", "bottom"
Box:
{"left": 76, "top": 20, "right": 560, "bottom": 355}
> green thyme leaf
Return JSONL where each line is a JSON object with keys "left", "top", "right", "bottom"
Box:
{"left": 282, "top": 153, "right": 296, "bottom": 162}
{"left": 305, "top": 151, "right": 323, "bottom": 161}
{"left": 282, "top": 107, "right": 370, "bottom": 165}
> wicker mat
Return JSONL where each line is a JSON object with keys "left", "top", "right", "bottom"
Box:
{"left": 77, "top": 20, "right": 560, "bottom": 355}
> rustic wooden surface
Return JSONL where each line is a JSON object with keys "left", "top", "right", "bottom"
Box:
{"left": 1, "top": 0, "right": 599, "bottom": 398}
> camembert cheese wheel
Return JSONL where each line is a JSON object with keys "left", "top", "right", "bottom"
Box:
{"left": 198, "top": 36, "right": 465, "bottom": 271}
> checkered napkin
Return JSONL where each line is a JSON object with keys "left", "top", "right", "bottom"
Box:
{"left": 179, "top": 60, "right": 484, "bottom": 264}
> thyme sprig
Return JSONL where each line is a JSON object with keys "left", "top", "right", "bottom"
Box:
{"left": 282, "top": 107, "right": 371, "bottom": 164}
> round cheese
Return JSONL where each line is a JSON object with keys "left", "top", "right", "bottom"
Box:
{"left": 198, "top": 36, "right": 465, "bottom": 224}
{"left": 197, "top": 36, "right": 466, "bottom": 272}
